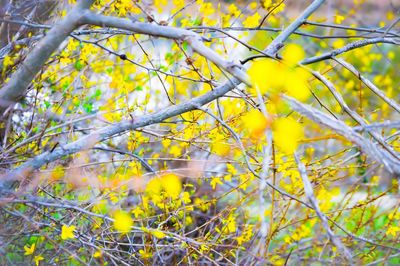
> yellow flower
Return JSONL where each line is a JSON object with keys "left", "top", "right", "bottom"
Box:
{"left": 161, "top": 138, "right": 171, "bottom": 148}
{"left": 200, "top": 2, "right": 215, "bottom": 16}
{"left": 131, "top": 206, "right": 144, "bottom": 218}
{"left": 161, "top": 174, "right": 182, "bottom": 198}
{"left": 211, "top": 141, "right": 231, "bottom": 156}
{"left": 387, "top": 10, "right": 394, "bottom": 20}
{"left": 50, "top": 166, "right": 64, "bottom": 181}
{"left": 262, "top": 0, "right": 272, "bottom": 8}
{"left": 113, "top": 210, "right": 133, "bottom": 233}
{"left": 2, "top": 55, "right": 14, "bottom": 68}
{"left": 173, "top": 0, "right": 185, "bottom": 9}
{"left": 386, "top": 226, "right": 400, "bottom": 237}
{"left": 154, "top": 0, "right": 168, "bottom": 12}
{"left": 332, "top": 39, "right": 345, "bottom": 49}
{"left": 61, "top": 225, "right": 76, "bottom": 240}
{"left": 282, "top": 43, "right": 305, "bottom": 66}
{"left": 248, "top": 59, "right": 283, "bottom": 94}
{"left": 241, "top": 109, "right": 271, "bottom": 138}
{"left": 334, "top": 14, "right": 345, "bottom": 24}
{"left": 34, "top": 255, "right": 44, "bottom": 266}
{"left": 249, "top": 2, "right": 258, "bottom": 10}
{"left": 370, "top": 175, "right": 380, "bottom": 186}
{"left": 146, "top": 177, "right": 163, "bottom": 195}
{"left": 243, "top": 12, "right": 261, "bottom": 28}
{"left": 146, "top": 174, "right": 182, "bottom": 199}
{"left": 228, "top": 3, "right": 240, "bottom": 16}
{"left": 270, "top": 254, "right": 285, "bottom": 265}
{"left": 169, "top": 145, "right": 182, "bottom": 157}
{"left": 284, "top": 68, "right": 311, "bottom": 101}
{"left": 236, "top": 224, "right": 254, "bottom": 245}
{"left": 139, "top": 249, "right": 152, "bottom": 259}
{"left": 226, "top": 163, "right": 237, "bottom": 175}
{"left": 210, "top": 177, "right": 223, "bottom": 190}
{"left": 24, "top": 243, "right": 35, "bottom": 256}
{"left": 248, "top": 57, "right": 310, "bottom": 100}
{"left": 225, "top": 216, "right": 236, "bottom": 233}
{"left": 151, "top": 230, "right": 166, "bottom": 239}
{"left": 182, "top": 191, "right": 192, "bottom": 204}
{"left": 388, "top": 211, "right": 400, "bottom": 220}
{"left": 273, "top": 117, "right": 304, "bottom": 154}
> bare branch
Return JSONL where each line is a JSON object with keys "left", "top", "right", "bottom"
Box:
{"left": 0, "top": 0, "right": 95, "bottom": 115}
{"left": 301, "top": 37, "right": 399, "bottom": 65}
{"left": 1, "top": 0, "right": 327, "bottom": 187}
{"left": 311, "top": 71, "right": 400, "bottom": 161}
{"left": 294, "top": 152, "right": 353, "bottom": 263}
{"left": 303, "top": 20, "right": 400, "bottom": 38}
{"left": 263, "top": 0, "right": 325, "bottom": 55}
{"left": 81, "top": 11, "right": 251, "bottom": 85}
{"left": 333, "top": 57, "right": 400, "bottom": 114}
{"left": 284, "top": 95, "right": 400, "bottom": 175}
{"left": 353, "top": 120, "right": 400, "bottom": 132}
{"left": 3, "top": 78, "right": 240, "bottom": 185}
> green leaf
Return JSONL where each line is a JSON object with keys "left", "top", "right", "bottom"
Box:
{"left": 193, "top": 17, "right": 202, "bottom": 26}
{"left": 94, "top": 88, "right": 102, "bottom": 99}
{"left": 62, "top": 82, "right": 70, "bottom": 91}
{"left": 45, "top": 242, "right": 54, "bottom": 249}
{"left": 52, "top": 212, "right": 62, "bottom": 220}
{"left": 165, "top": 52, "right": 173, "bottom": 61}
{"left": 373, "top": 215, "right": 387, "bottom": 230}
{"left": 106, "top": 67, "right": 113, "bottom": 74}
{"left": 182, "top": 41, "right": 188, "bottom": 51}
{"left": 83, "top": 102, "right": 93, "bottom": 113}
{"left": 74, "top": 60, "right": 83, "bottom": 71}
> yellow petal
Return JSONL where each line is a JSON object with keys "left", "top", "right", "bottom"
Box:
{"left": 24, "top": 243, "right": 35, "bottom": 256}
{"left": 34, "top": 255, "right": 44, "bottom": 266}
{"left": 113, "top": 210, "right": 133, "bottom": 233}
{"left": 282, "top": 44, "right": 305, "bottom": 66}
{"left": 152, "top": 230, "right": 166, "bottom": 239}
{"left": 273, "top": 117, "right": 304, "bottom": 154}
{"left": 241, "top": 109, "right": 271, "bottom": 138}
{"left": 161, "top": 174, "right": 182, "bottom": 198}
{"left": 61, "top": 225, "right": 76, "bottom": 240}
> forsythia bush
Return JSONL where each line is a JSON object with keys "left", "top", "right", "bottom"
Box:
{"left": 0, "top": 0, "right": 399, "bottom": 265}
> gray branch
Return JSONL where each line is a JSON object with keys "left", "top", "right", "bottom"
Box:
{"left": 300, "top": 37, "right": 399, "bottom": 65}
{"left": 1, "top": 0, "right": 326, "bottom": 187}
{"left": 284, "top": 95, "right": 400, "bottom": 175}
{"left": 294, "top": 152, "right": 353, "bottom": 263}
{"left": 264, "top": 0, "right": 325, "bottom": 55}
{"left": 81, "top": 11, "right": 251, "bottom": 85}
{"left": 0, "top": 0, "right": 95, "bottom": 114}
{"left": 333, "top": 57, "right": 400, "bottom": 114}
{"left": 4, "top": 78, "right": 240, "bottom": 184}
{"left": 353, "top": 120, "right": 400, "bottom": 132}
{"left": 311, "top": 71, "right": 400, "bottom": 161}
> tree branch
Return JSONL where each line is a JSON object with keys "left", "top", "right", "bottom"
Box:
{"left": 0, "top": 0, "right": 95, "bottom": 115}
{"left": 311, "top": 71, "right": 400, "bottom": 161}
{"left": 284, "top": 95, "right": 400, "bottom": 175}
{"left": 333, "top": 57, "right": 400, "bottom": 114}
{"left": 3, "top": 78, "right": 240, "bottom": 184}
{"left": 294, "top": 152, "right": 353, "bottom": 263}
{"left": 81, "top": 11, "right": 251, "bottom": 85}
{"left": 1, "top": 0, "right": 327, "bottom": 187}
{"left": 300, "top": 37, "right": 399, "bottom": 65}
